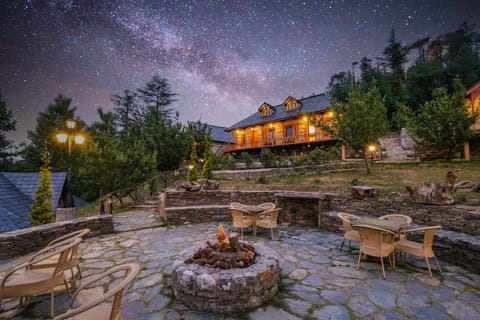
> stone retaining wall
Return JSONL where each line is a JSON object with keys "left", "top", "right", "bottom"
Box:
{"left": 0, "top": 215, "right": 114, "bottom": 260}
{"left": 166, "top": 190, "right": 277, "bottom": 207}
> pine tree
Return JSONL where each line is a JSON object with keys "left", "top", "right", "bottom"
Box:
{"left": 30, "top": 145, "right": 54, "bottom": 225}
{"left": 202, "top": 132, "right": 214, "bottom": 180}
{"left": 188, "top": 138, "right": 199, "bottom": 182}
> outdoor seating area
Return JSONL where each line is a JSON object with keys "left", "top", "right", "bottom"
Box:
{"left": 1, "top": 210, "right": 479, "bottom": 319}
{"left": 0, "top": 229, "right": 140, "bottom": 319}
{"left": 229, "top": 202, "right": 281, "bottom": 240}
{"left": 337, "top": 212, "right": 443, "bottom": 279}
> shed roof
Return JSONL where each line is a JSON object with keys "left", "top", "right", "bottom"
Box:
{"left": 0, "top": 172, "right": 67, "bottom": 233}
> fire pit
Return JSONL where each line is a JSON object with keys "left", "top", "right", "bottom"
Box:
{"left": 172, "top": 226, "right": 280, "bottom": 313}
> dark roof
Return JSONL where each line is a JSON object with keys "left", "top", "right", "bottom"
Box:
{"left": 0, "top": 174, "right": 32, "bottom": 232}
{"left": 466, "top": 80, "right": 480, "bottom": 96}
{"left": 0, "top": 172, "right": 67, "bottom": 233}
{"left": 189, "top": 122, "right": 233, "bottom": 143}
{"left": 226, "top": 94, "right": 330, "bottom": 131}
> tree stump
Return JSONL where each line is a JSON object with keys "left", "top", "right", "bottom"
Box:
{"left": 405, "top": 170, "right": 459, "bottom": 205}
{"left": 351, "top": 186, "right": 376, "bottom": 199}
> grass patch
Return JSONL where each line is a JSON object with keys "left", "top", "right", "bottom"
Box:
{"left": 219, "top": 161, "right": 480, "bottom": 204}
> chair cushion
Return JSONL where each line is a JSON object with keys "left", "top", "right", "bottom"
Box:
{"left": 66, "top": 303, "right": 112, "bottom": 320}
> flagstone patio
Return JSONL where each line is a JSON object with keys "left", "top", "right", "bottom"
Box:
{"left": 1, "top": 209, "right": 479, "bottom": 319}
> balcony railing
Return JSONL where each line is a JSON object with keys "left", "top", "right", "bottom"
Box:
{"left": 226, "top": 133, "right": 334, "bottom": 151}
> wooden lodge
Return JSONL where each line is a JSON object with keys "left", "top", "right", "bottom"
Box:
{"left": 225, "top": 94, "right": 336, "bottom": 153}
{"left": 465, "top": 81, "right": 480, "bottom": 160}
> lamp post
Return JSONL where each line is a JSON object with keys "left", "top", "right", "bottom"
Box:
{"left": 368, "top": 144, "right": 377, "bottom": 166}
{"left": 56, "top": 120, "right": 85, "bottom": 208}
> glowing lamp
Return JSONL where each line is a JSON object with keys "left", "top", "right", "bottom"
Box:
{"left": 74, "top": 134, "right": 85, "bottom": 145}
{"left": 66, "top": 120, "right": 76, "bottom": 129}
{"left": 56, "top": 133, "right": 68, "bottom": 143}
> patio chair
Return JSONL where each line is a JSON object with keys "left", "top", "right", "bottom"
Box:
{"left": 53, "top": 263, "right": 140, "bottom": 320}
{"left": 230, "top": 202, "right": 245, "bottom": 209}
{"left": 337, "top": 212, "right": 361, "bottom": 251}
{"left": 379, "top": 214, "right": 412, "bottom": 239}
{"left": 257, "top": 202, "right": 276, "bottom": 218}
{"left": 0, "top": 238, "right": 82, "bottom": 317}
{"left": 355, "top": 224, "right": 396, "bottom": 279}
{"left": 230, "top": 207, "right": 254, "bottom": 240}
{"left": 255, "top": 208, "right": 281, "bottom": 240}
{"left": 30, "top": 228, "right": 90, "bottom": 288}
{"left": 393, "top": 225, "right": 442, "bottom": 277}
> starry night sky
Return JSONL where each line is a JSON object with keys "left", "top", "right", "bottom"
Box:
{"left": 1, "top": 0, "right": 478, "bottom": 144}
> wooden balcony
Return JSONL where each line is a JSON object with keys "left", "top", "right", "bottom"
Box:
{"left": 226, "top": 132, "right": 334, "bottom": 152}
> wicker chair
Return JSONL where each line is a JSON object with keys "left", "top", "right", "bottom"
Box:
{"left": 230, "top": 207, "right": 254, "bottom": 240}
{"left": 53, "top": 263, "right": 140, "bottom": 320}
{"left": 30, "top": 229, "right": 90, "bottom": 288}
{"left": 379, "top": 214, "right": 412, "bottom": 239}
{"left": 0, "top": 238, "right": 82, "bottom": 317}
{"left": 393, "top": 225, "right": 442, "bottom": 277}
{"left": 337, "top": 212, "right": 361, "bottom": 251}
{"left": 255, "top": 208, "right": 281, "bottom": 240}
{"left": 257, "top": 202, "right": 276, "bottom": 218}
{"left": 355, "top": 224, "right": 396, "bottom": 279}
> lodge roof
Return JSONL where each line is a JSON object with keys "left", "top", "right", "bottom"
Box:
{"left": 226, "top": 93, "right": 330, "bottom": 131}
{"left": 466, "top": 80, "right": 480, "bottom": 96}
{"left": 189, "top": 122, "right": 233, "bottom": 143}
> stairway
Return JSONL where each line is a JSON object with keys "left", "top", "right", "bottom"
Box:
{"left": 379, "top": 131, "right": 416, "bottom": 161}
{"left": 133, "top": 194, "right": 159, "bottom": 211}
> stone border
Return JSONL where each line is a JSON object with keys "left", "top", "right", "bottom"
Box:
{"left": 0, "top": 215, "right": 114, "bottom": 260}
{"left": 172, "top": 243, "right": 280, "bottom": 313}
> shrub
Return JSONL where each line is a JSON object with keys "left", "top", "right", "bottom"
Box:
{"left": 290, "top": 153, "right": 307, "bottom": 166}
{"left": 241, "top": 152, "right": 253, "bottom": 168}
{"left": 213, "top": 154, "right": 235, "bottom": 170}
{"left": 308, "top": 145, "right": 341, "bottom": 165}
{"left": 256, "top": 175, "right": 269, "bottom": 184}
{"left": 260, "top": 148, "right": 278, "bottom": 168}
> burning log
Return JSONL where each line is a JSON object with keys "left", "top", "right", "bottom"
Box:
{"left": 185, "top": 225, "right": 257, "bottom": 269}
{"left": 217, "top": 225, "right": 230, "bottom": 252}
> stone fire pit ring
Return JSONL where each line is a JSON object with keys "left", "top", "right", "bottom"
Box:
{"left": 171, "top": 243, "right": 280, "bottom": 313}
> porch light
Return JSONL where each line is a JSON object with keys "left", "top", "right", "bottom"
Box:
{"left": 303, "top": 116, "right": 308, "bottom": 122}
{"left": 269, "top": 123, "right": 273, "bottom": 128}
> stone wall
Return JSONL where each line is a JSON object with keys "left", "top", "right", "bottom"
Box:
{"left": 166, "top": 190, "right": 277, "bottom": 207}
{"left": 0, "top": 215, "right": 114, "bottom": 260}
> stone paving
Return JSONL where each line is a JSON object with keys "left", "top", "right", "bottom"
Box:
{"left": 1, "top": 209, "right": 480, "bottom": 319}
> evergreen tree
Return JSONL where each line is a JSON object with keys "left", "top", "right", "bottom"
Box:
{"left": 326, "top": 71, "right": 354, "bottom": 102}
{"left": 30, "top": 145, "right": 54, "bottom": 225}
{"left": 0, "top": 89, "right": 16, "bottom": 169}
{"left": 202, "top": 132, "right": 214, "bottom": 180}
{"left": 138, "top": 75, "right": 177, "bottom": 122}
{"left": 20, "top": 95, "right": 78, "bottom": 171}
{"left": 188, "top": 136, "right": 199, "bottom": 182}
{"left": 321, "top": 83, "right": 389, "bottom": 173}
{"left": 407, "top": 78, "right": 476, "bottom": 160}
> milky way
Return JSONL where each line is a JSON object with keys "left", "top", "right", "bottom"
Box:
{"left": 0, "top": 0, "right": 478, "bottom": 144}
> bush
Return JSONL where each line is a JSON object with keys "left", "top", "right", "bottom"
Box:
{"left": 256, "top": 175, "right": 269, "bottom": 184}
{"left": 213, "top": 154, "right": 235, "bottom": 170}
{"left": 308, "top": 145, "right": 341, "bottom": 165}
{"left": 260, "top": 148, "right": 278, "bottom": 168}
{"left": 241, "top": 152, "right": 253, "bottom": 168}
{"left": 290, "top": 153, "right": 307, "bottom": 167}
